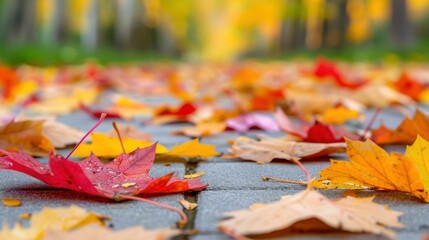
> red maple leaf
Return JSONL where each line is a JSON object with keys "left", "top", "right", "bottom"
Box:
{"left": 312, "top": 58, "right": 368, "bottom": 89}
{"left": 157, "top": 102, "right": 197, "bottom": 118}
{"left": 0, "top": 143, "right": 206, "bottom": 198}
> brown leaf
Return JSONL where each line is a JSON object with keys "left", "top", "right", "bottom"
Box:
{"left": 43, "top": 225, "right": 178, "bottom": 240}
{"left": 106, "top": 123, "right": 152, "bottom": 141}
{"left": 16, "top": 115, "right": 84, "bottom": 148}
{"left": 219, "top": 189, "right": 403, "bottom": 238}
{"left": 225, "top": 136, "right": 346, "bottom": 163}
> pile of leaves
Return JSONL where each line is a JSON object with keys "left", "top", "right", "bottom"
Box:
{"left": 1, "top": 59, "right": 429, "bottom": 239}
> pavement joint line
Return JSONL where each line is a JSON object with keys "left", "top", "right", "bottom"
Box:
{"left": 175, "top": 160, "right": 201, "bottom": 240}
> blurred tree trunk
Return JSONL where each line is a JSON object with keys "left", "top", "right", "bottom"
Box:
{"left": 390, "top": 0, "right": 415, "bottom": 48}
{"left": 115, "top": 0, "right": 134, "bottom": 48}
{"left": 82, "top": 0, "right": 98, "bottom": 51}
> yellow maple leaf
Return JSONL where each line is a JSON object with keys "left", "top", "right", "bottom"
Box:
{"left": 313, "top": 137, "right": 429, "bottom": 201}
{"left": 72, "top": 132, "right": 168, "bottom": 158}
{"left": 166, "top": 139, "right": 218, "bottom": 158}
{"left": 319, "top": 106, "right": 361, "bottom": 124}
{"left": 0, "top": 205, "right": 106, "bottom": 240}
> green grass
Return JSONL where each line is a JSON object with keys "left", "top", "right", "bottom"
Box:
{"left": 0, "top": 43, "right": 175, "bottom": 66}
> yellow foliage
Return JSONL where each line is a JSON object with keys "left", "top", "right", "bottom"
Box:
{"left": 0, "top": 205, "right": 106, "bottom": 240}
{"left": 73, "top": 132, "right": 168, "bottom": 158}
{"left": 167, "top": 139, "right": 218, "bottom": 158}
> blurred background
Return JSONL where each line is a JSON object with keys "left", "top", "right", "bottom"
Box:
{"left": 0, "top": 0, "right": 429, "bottom": 64}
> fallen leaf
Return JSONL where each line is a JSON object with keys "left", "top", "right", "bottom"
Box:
{"left": 178, "top": 199, "right": 198, "bottom": 210}
{"left": 225, "top": 136, "right": 346, "bottom": 163}
{"left": 28, "top": 87, "right": 98, "bottom": 115}
{"left": 226, "top": 113, "right": 280, "bottom": 132}
{"left": 184, "top": 172, "right": 205, "bottom": 179}
{"left": 105, "top": 123, "right": 152, "bottom": 141}
{"left": 275, "top": 108, "right": 357, "bottom": 143}
{"left": 312, "top": 58, "right": 368, "bottom": 89}
{"left": 72, "top": 132, "right": 167, "bottom": 158}
{"left": 219, "top": 189, "right": 403, "bottom": 238}
{"left": 108, "top": 95, "right": 153, "bottom": 119}
{"left": 0, "top": 205, "right": 107, "bottom": 240}
{"left": 319, "top": 106, "right": 361, "bottom": 124}
{"left": 16, "top": 115, "right": 84, "bottom": 148}
{"left": 20, "top": 213, "right": 31, "bottom": 219}
{"left": 166, "top": 139, "right": 218, "bottom": 158}
{"left": 173, "top": 122, "right": 226, "bottom": 137}
{"left": 2, "top": 197, "right": 21, "bottom": 207}
{"left": 79, "top": 103, "right": 122, "bottom": 119}
{"left": 152, "top": 102, "right": 197, "bottom": 124}
{"left": 0, "top": 119, "right": 54, "bottom": 156}
{"left": 0, "top": 143, "right": 207, "bottom": 198}
{"left": 313, "top": 136, "right": 429, "bottom": 202}
{"left": 372, "top": 109, "right": 429, "bottom": 145}
{"left": 44, "top": 224, "right": 178, "bottom": 240}
{"left": 395, "top": 73, "right": 424, "bottom": 101}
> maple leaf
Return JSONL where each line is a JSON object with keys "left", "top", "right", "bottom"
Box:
{"left": 313, "top": 136, "right": 429, "bottom": 202}
{"left": 173, "top": 122, "right": 226, "bottom": 137}
{"left": 219, "top": 189, "right": 403, "bottom": 238}
{"left": 225, "top": 136, "right": 346, "bottom": 163}
{"left": 226, "top": 113, "right": 280, "bottom": 132}
{"left": 0, "top": 119, "right": 54, "bottom": 156}
{"left": 394, "top": 73, "right": 424, "bottom": 101}
{"left": 274, "top": 108, "right": 357, "bottom": 143}
{"left": 72, "top": 132, "right": 168, "bottom": 158}
{"left": 152, "top": 102, "right": 197, "bottom": 124}
{"left": 0, "top": 205, "right": 107, "bottom": 240}
{"left": 0, "top": 143, "right": 207, "bottom": 198}
{"left": 166, "top": 139, "right": 219, "bottom": 158}
{"left": 44, "top": 225, "right": 178, "bottom": 240}
{"left": 319, "top": 106, "right": 361, "bottom": 124}
{"left": 105, "top": 123, "right": 152, "bottom": 141}
{"left": 16, "top": 115, "right": 84, "bottom": 148}
{"left": 372, "top": 109, "right": 429, "bottom": 145}
{"left": 312, "top": 58, "right": 368, "bottom": 89}
{"left": 79, "top": 103, "right": 122, "bottom": 119}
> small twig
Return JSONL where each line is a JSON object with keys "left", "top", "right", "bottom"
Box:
{"left": 66, "top": 113, "right": 106, "bottom": 159}
{"left": 262, "top": 176, "right": 307, "bottom": 185}
{"left": 112, "top": 122, "right": 126, "bottom": 153}
{"left": 118, "top": 194, "right": 188, "bottom": 226}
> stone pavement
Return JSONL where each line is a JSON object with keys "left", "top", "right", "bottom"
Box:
{"left": 1, "top": 94, "right": 429, "bottom": 240}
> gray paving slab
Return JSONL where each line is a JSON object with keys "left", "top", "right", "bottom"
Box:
{"left": 1, "top": 189, "right": 183, "bottom": 230}
{"left": 196, "top": 160, "right": 338, "bottom": 191}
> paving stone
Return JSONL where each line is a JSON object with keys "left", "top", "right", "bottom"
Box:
{"left": 1, "top": 189, "right": 183, "bottom": 230}
{"left": 196, "top": 160, "right": 338, "bottom": 191}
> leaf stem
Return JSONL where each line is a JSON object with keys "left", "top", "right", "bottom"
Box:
{"left": 118, "top": 194, "right": 188, "bottom": 225}
{"left": 66, "top": 113, "right": 106, "bottom": 159}
{"left": 112, "top": 122, "right": 126, "bottom": 153}
{"left": 361, "top": 108, "right": 380, "bottom": 140}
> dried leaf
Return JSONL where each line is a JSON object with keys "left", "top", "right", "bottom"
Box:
{"left": 0, "top": 120, "right": 53, "bottom": 156}
{"left": 219, "top": 189, "right": 403, "bottom": 238}
{"left": 2, "top": 197, "right": 21, "bottom": 207}
{"left": 226, "top": 136, "right": 346, "bottom": 163}
{"left": 178, "top": 199, "right": 198, "bottom": 210}
{"left": 183, "top": 172, "right": 205, "bottom": 179}
{"left": 319, "top": 106, "right": 361, "bottom": 124}
{"left": 105, "top": 123, "right": 152, "bottom": 141}
{"left": 0, "top": 205, "right": 106, "bottom": 240}
{"left": 16, "top": 115, "right": 84, "bottom": 148}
